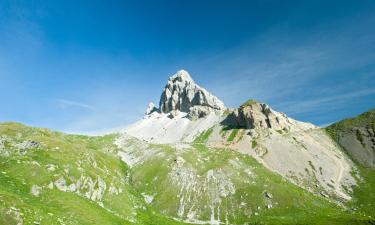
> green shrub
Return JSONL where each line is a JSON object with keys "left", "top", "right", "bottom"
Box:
{"left": 240, "top": 99, "right": 257, "bottom": 107}
{"left": 251, "top": 140, "right": 258, "bottom": 148}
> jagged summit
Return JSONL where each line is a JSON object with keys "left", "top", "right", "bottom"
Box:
{"left": 168, "top": 69, "right": 194, "bottom": 83}
{"left": 146, "top": 70, "right": 225, "bottom": 119}
{"left": 135, "top": 70, "right": 315, "bottom": 143}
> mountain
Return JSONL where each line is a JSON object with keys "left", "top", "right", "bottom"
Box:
{"left": 124, "top": 70, "right": 355, "bottom": 201}
{"left": 125, "top": 70, "right": 226, "bottom": 143}
{"left": 0, "top": 70, "right": 374, "bottom": 225}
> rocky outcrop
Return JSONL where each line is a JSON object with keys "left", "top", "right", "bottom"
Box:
{"left": 222, "top": 99, "right": 315, "bottom": 131}
{"left": 134, "top": 71, "right": 315, "bottom": 144}
{"left": 158, "top": 70, "right": 225, "bottom": 118}
{"left": 186, "top": 105, "right": 213, "bottom": 119}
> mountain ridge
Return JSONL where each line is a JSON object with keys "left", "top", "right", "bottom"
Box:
{"left": 126, "top": 70, "right": 316, "bottom": 143}
{"left": 1, "top": 70, "right": 374, "bottom": 225}
{"left": 123, "top": 70, "right": 355, "bottom": 202}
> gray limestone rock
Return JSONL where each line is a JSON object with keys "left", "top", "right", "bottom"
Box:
{"left": 223, "top": 100, "right": 296, "bottom": 131}
{"left": 159, "top": 70, "right": 225, "bottom": 116}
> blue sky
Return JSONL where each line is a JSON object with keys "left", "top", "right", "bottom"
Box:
{"left": 0, "top": 0, "right": 374, "bottom": 134}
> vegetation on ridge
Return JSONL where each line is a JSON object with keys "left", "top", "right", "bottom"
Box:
{"left": 241, "top": 99, "right": 258, "bottom": 108}
{"left": 326, "top": 109, "right": 375, "bottom": 141}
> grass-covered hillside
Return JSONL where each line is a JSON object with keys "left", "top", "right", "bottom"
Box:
{"left": 326, "top": 109, "right": 375, "bottom": 219}
{"left": 0, "top": 122, "right": 374, "bottom": 224}
{"left": 0, "top": 123, "right": 183, "bottom": 225}
{"left": 326, "top": 109, "right": 375, "bottom": 168}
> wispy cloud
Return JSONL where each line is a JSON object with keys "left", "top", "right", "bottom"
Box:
{"left": 193, "top": 14, "right": 375, "bottom": 126}
{"left": 274, "top": 88, "right": 375, "bottom": 115}
{"left": 55, "top": 99, "right": 96, "bottom": 111}
{"left": 1, "top": 1, "right": 374, "bottom": 134}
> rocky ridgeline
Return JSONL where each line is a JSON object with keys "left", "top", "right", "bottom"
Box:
{"left": 223, "top": 99, "right": 313, "bottom": 131}
{"left": 126, "top": 69, "right": 319, "bottom": 145}
{"left": 146, "top": 70, "right": 226, "bottom": 119}
{"left": 143, "top": 70, "right": 312, "bottom": 133}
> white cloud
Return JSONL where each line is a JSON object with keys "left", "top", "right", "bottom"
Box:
{"left": 195, "top": 14, "right": 375, "bottom": 121}
{"left": 274, "top": 88, "right": 375, "bottom": 115}
{"left": 55, "top": 99, "right": 96, "bottom": 111}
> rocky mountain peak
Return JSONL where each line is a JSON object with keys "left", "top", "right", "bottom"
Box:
{"left": 155, "top": 70, "right": 225, "bottom": 118}
{"left": 170, "top": 69, "right": 194, "bottom": 83}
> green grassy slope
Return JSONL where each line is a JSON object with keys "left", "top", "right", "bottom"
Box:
{"left": 0, "top": 122, "right": 374, "bottom": 224}
{"left": 118, "top": 138, "right": 371, "bottom": 225}
{"left": 325, "top": 109, "right": 375, "bottom": 221}
{"left": 0, "top": 122, "right": 184, "bottom": 225}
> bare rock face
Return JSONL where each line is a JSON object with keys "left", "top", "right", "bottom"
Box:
{"left": 159, "top": 70, "right": 225, "bottom": 118}
{"left": 223, "top": 100, "right": 313, "bottom": 131}
{"left": 186, "top": 105, "right": 212, "bottom": 119}
{"left": 145, "top": 102, "right": 158, "bottom": 115}
{"left": 168, "top": 110, "right": 179, "bottom": 119}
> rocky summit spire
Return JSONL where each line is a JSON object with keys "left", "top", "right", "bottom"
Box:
{"left": 158, "top": 70, "right": 225, "bottom": 118}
